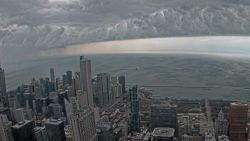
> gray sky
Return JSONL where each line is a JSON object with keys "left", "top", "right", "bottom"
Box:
{"left": 1, "top": 0, "right": 250, "bottom": 63}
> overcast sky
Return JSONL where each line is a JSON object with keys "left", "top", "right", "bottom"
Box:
{"left": 1, "top": 0, "right": 250, "bottom": 63}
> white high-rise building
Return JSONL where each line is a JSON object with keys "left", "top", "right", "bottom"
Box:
{"left": 80, "top": 56, "right": 94, "bottom": 108}
{"left": 0, "top": 114, "right": 13, "bottom": 141}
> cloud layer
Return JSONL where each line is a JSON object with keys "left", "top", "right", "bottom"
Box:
{"left": 1, "top": 0, "right": 250, "bottom": 63}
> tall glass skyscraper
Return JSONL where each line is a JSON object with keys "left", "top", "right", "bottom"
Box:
{"left": 129, "top": 85, "right": 140, "bottom": 133}
{"left": 0, "top": 66, "right": 6, "bottom": 106}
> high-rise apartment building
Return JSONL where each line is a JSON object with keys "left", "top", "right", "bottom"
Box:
{"left": 229, "top": 102, "right": 248, "bottom": 141}
{"left": 80, "top": 56, "right": 94, "bottom": 108}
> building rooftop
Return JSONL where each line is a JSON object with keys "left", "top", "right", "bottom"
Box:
{"left": 230, "top": 102, "right": 247, "bottom": 106}
{"left": 45, "top": 119, "right": 64, "bottom": 125}
{"left": 34, "top": 126, "right": 46, "bottom": 132}
{"left": 151, "top": 99, "right": 177, "bottom": 108}
{"left": 152, "top": 128, "right": 175, "bottom": 138}
{"left": 0, "top": 107, "right": 9, "bottom": 112}
{"left": 218, "top": 135, "right": 229, "bottom": 141}
{"left": 12, "top": 120, "right": 33, "bottom": 129}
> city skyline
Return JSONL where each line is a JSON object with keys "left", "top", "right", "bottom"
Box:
{"left": 1, "top": 0, "right": 250, "bottom": 140}
{"left": 0, "top": 56, "right": 250, "bottom": 141}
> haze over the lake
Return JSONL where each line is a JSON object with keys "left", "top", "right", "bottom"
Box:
{"left": 40, "top": 36, "right": 250, "bottom": 58}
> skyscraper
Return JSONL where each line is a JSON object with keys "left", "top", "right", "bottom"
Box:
{"left": 50, "top": 68, "right": 55, "bottom": 91}
{"left": 118, "top": 76, "right": 125, "bottom": 94}
{"left": 110, "top": 76, "right": 122, "bottom": 99}
{"left": 129, "top": 85, "right": 140, "bottom": 133}
{"left": 229, "top": 102, "right": 248, "bottom": 141}
{"left": 97, "top": 73, "right": 111, "bottom": 106}
{"left": 80, "top": 56, "right": 94, "bottom": 108}
{"left": 0, "top": 114, "right": 13, "bottom": 141}
{"left": 66, "top": 71, "right": 73, "bottom": 86}
{"left": 0, "top": 66, "right": 7, "bottom": 106}
{"left": 11, "top": 120, "right": 36, "bottom": 141}
{"left": 45, "top": 119, "right": 66, "bottom": 141}
{"left": 69, "top": 107, "right": 96, "bottom": 141}
{"left": 50, "top": 68, "right": 55, "bottom": 84}
{"left": 72, "top": 72, "right": 81, "bottom": 96}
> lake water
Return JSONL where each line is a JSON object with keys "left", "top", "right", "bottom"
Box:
{"left": 4, "top": 53, "right": 250, "bottom": 100}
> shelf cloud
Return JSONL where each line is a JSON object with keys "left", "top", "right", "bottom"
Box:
{"left": 1, "top": 0, "right": 250, "bottom": 63}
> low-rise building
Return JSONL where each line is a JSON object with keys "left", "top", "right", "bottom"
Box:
{"left": 152, "top": 127, "right": 175, "bottom": 141}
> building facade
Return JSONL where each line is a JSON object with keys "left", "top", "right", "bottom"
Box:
{"left": 0, "top": 66, "right": 7, "bottom": 106}
{"left": 11, "top": 120, "right": 36, "bottom": 141}
{"left": 34, "top": 126, "right": 48, "bottom": 141}
{"left": 118, "top": 76, "right": 125, "bottom": 94}
{"left": 80, "top": 56, "right": 94, "bottom": 108}
{"left": 0, "top": 114, "right": 13, "bottom": 141}
{"left": 151, "top": 100, "right": 177, "bottom": 130}
{"left": 45, "top": 119, "right": 66, "bottom": 141}
{"left": 215, "top": 110, "right": 228, "bottom": 136}
{"left": 97, "top": 73, "right": 111, "bottom": 106}
{"left": 229, "top": 102, "right": 248, "bottom": 141}
{"left": 69, "top": 107, "right": 96, "bottom": 141}
{"left": 129, "top": 86, "right": 140, "bottom": 133}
